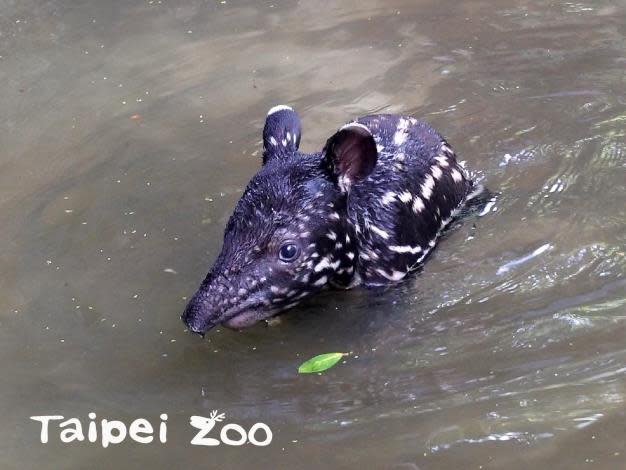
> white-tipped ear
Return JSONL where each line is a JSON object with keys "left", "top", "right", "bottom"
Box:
{"left": 262, "top": 105, "right": 301, "bottom": 164}
{"left": 267, "top": 105, "right": 294, "bottom": 116}
{"left": 338, "top": 122, "right": 371, "bottom": 133}
{"left": 323, "top": 123, "right": 378, "bottom": 192}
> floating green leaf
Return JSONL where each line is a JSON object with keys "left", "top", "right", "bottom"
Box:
{"left": 298, "top": 352, "right": 347, "bottom": 374}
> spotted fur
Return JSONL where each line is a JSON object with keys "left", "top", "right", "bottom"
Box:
{"left": 182, "top": 107, "right": 477, "bottom": 334}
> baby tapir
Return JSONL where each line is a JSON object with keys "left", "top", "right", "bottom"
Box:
{"left": 182, "top": 105, "right": 479, "bottom": 334}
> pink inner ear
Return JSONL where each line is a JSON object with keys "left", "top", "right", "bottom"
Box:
{"left": 328, "top": 125, "right": 378, "bottom": 184}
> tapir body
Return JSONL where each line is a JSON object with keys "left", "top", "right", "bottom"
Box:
{"left": 182, "top": 106, "right": 479, "bottom": 333}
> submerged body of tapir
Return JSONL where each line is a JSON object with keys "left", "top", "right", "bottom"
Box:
{"left": 182, "top": 105, "right": 483, "bottom": 334}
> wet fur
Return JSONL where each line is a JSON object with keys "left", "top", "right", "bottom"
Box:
{"left": 182, "top": 107, "right": 479, "bottom": 333}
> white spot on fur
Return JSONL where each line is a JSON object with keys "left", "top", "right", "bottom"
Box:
{"left": 421, "top": 174, "right": 435, "bottom": 200}
{"left": 393, "top": 118, "right": 410, "bottom": 146}
{"left": 398, "top": 191, "right": 413, "bottom": 203}
{"left": 451, "top": 168, "right": 463, "bottom": 183}
{"left": 314, "top": 257, "right": 332, "bottom": 272}
{"left": 330, "top": 212, "right": 340, "bottom": 220}
{"left": 369, "top": 225, "right": 390, "bottom": 239}
{"left": 375, "top": 269, "right": 406, "bottom": 281}
{"left": 435, "top": 155, "right": 449, "bottom": 167}
{"left": 431, "top": 165, "right": 443, "bottom": 180}
{"left": 314, "top": 275, "right": 328, "bottom": 286}
{"left": 346, "top": 252, "right": 355, "bottom": 260}
{"left": 267, "top": 104, "right": 293, "bottom": 116}
{"left": 286, "top": 131, "right": 291, "bottom": 142}
{"left": 327, "top": 230, "right": 337, "bottom": 241}
{"left": 389, "top": 245, "right": 423, "bottom": 254}
{"left": 412, "top": 197, "right": 425, "bottom": 213}
{"left": 440, "top": 144, "right": 453, "bottom": 155}
{"left": 269, "top": 136, "right": 278, "bottom": 146}
{"left": 381, "top": 191, "right": 397, "bottom": 205}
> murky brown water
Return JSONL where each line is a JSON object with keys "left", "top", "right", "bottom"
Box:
{"left": 2, "top": 0, "right": 626, "bottom": 468}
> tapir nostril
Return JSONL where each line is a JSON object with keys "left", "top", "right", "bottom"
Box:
{"left": 181, "top": 296, "right": 217, "bottom": 337}
{"left": 188, "top": 325, "right": 206, "bottom": 338}
{"left": 181, "top": 312, "right": 209, "bottom": 337}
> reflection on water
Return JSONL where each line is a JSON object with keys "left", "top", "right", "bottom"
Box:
{"left": 1, "top": 0, "right": 625, "bottom": 468}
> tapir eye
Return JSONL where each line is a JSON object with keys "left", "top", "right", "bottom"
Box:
{"left": 278, "top": 242, "right": 300, "bottom": 262}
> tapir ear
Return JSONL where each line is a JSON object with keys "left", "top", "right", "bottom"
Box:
{"left": 323, "top": 123, "right": 378, "bottom": 192}
{"left": 262, "top": 105, "right": 301, "bottom": 164}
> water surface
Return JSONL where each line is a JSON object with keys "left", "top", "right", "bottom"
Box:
{"left": 1, "top": 0, "right": 625, "bottom": 468}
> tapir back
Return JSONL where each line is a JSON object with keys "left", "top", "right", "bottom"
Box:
{"left": 345, "top": 114, "right": 473, "bottom": 285}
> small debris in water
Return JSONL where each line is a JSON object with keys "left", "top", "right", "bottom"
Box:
{"left": 497, "top": 243, "right": 552, "bottom": 275}
{"left": 130, "top": 114, "right": 141, "bottom": 120}
{"left": 478, "top": 198, "right": 497, "bottom": 216}
{"left": 298, "top": 352, "right": 347, "bottom": 374}
{"left": 499, "top": 153, "right": 513, "bottom": 166}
